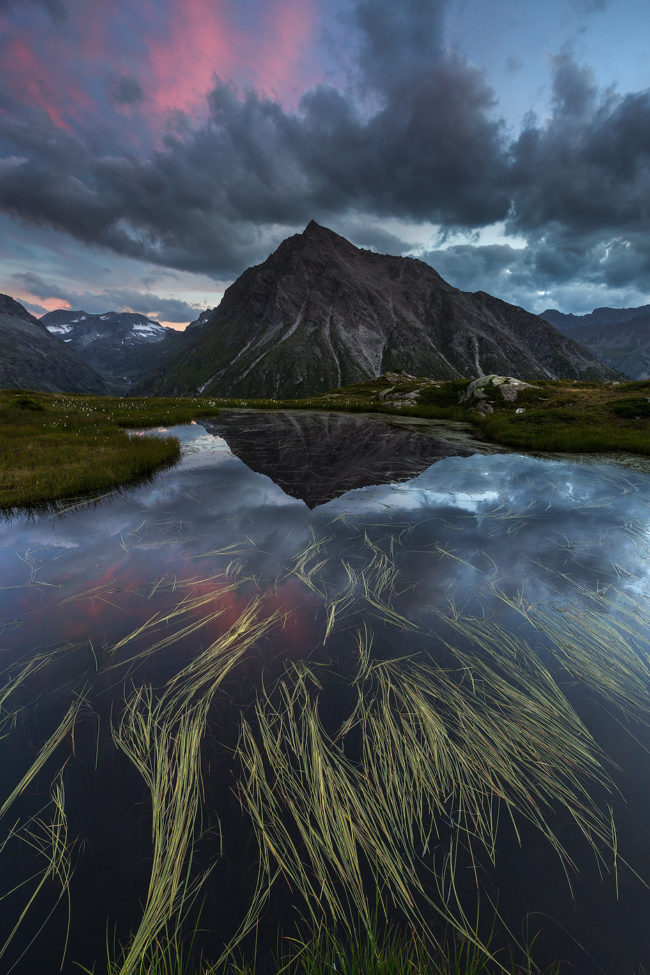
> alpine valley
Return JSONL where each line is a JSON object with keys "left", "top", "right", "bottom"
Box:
{"left": 40, "top": 309, "right": 187, "bottom": 393}
{"left": 0, "top": 294, "right": 109, "bottom": 394}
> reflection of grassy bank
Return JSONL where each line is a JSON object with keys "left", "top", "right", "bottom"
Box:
{"left": 0, "top": 389, "right": 221, "bottom": 509}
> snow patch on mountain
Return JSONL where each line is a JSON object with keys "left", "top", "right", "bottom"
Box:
{"left": 132, "top": 322, "right": 166, "bottom": 339}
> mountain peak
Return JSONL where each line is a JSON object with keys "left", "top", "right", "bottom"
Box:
{"left": 143, "top": 226, "right": 619, "bottom": 399}
{"left": 301, "top": 220, "right": 348, "bottom": 245}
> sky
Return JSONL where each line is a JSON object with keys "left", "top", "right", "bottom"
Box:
{"left": 0, "top": 0, "right": 649, "bottom": 328}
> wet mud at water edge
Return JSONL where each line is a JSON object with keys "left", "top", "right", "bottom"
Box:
{"left": 0, "top": 414, "right": 649, "bottom": 974}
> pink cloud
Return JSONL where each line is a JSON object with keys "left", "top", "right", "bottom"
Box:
{"left": 1, "top": 0, "right": 322, "bottom": 147}
{"left": 144, "top": 0, "right": 240, "bottom": 118}
{"left": 252, "top": 0, "right": 319, "bottom": 102}
{"left": 2, "top": 18, "right": 100, "bottom": 133}
{"left": 3, "top": 36, "right": 73, "bottom": 130}
{"left": 126, "top": 0, "right": 320, "bottom": 124}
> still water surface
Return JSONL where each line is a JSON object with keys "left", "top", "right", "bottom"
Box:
{"left": 0, "top": 412, "right": 649, "bottom": 973}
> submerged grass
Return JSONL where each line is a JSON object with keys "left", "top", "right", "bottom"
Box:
{"left": 0, "top": 679, "right": 84, "bottom": 972}
{"left": 0, "top": 775, "right": 74, "bottom": 973}
{"left": 1, "top": 527, "right": 650, "bottom": 972}
{"left": 112, "top": 595, "right": 286, "bottom": 975}
{"left": 276, "top": 920, "right": 564, "bottom": 975}
{"left": 76, "top": 918, "right": 563, "bottom": 975}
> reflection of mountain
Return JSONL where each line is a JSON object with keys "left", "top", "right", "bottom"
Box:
{"left": 202, "top": 411, "right": 474, "bottom": 507}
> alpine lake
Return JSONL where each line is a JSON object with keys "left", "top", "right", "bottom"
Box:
{"left": 1, "top": 409, "right": 649, "bottom": 974}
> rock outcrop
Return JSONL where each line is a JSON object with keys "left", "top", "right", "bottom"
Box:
{"left": 459, "top": 375, "right": 538, "bottom": 414}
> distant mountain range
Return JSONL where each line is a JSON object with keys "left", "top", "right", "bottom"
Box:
{"left": 141, "top": 222, "right": 618, "bottom": 398}
{"left": 541, "top": 306, "right": 650, "bottom": 380}
{"left": 0, "top": 295, "right": 109, "bottom": 394}
{"left": 40, "top": 309, "right": 186, "bottom": 392}
{"left": 1, "top": 223, "right": 627, "bottom": 398}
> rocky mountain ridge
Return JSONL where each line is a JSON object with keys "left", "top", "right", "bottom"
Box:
{"left": 141, "top": 221, "right": 619, "bottom": 399}
{"left": 542, "top": 304, "right": 650, "bottom": 330}
{"left": 40, "top": 309, "right": 185, "bottom": 391}
{"left": 0, "top": 295, "right": 109, "bottom": 394}
{"left": 541, "top": 306, "right": 650, "bottom": 379}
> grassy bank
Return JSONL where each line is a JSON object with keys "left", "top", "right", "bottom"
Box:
{"left": 0, "top": 389, "right": 221, "bottom": 510}
{"left": 1, "top": 376, "right": 648, "bottom": 510}
{"left": 475, "top": 378, "right": 650, "bottom": 455}
{"left": 216, "top": 374, "right": 650, "bottom": 457}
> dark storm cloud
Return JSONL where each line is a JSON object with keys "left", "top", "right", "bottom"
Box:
{"left": 334, "top": 220, "right": 411, "bottom": 256}
{"left": 509, "top": 53, "right": 650, "bottom": 237}
{"left": 420, "top": 230, "right": 650, "bottom": 314}
{"left": 0, "top": 0, "right": 648, "bottom": 302}
{"left": 109, "top": 75, "right": 145, "bottom": 106}
{"left": 0, "top": 43, "right": 509, "bottom": 275}
{"left": 100, "top": 289, "right": 203, "bottom": 322}
{"left": 15, "top": 271, "right": 70, "bottom": 303}
{"left": 354, "top": 0, "right": 446, "bottom": 94}
{"left": 480, "top": 51, "right": 650, "bottom": 304}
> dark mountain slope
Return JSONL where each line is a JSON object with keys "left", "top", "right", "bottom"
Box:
{"left": 141, "top": 222, "right": 618, "bottom": 399}
{"left": 0, "top": 295, "right": 109, "bottom": 394}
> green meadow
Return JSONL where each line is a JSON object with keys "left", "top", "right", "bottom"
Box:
{"left": 0, "top": 389, "right": 221, "bottom": 509}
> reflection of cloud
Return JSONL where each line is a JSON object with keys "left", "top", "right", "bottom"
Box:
{"left": 354, "top": 484, "right": 501, "bottom": 514}
{"left": 0, "top": 424, "right": 648, "bottom": 666}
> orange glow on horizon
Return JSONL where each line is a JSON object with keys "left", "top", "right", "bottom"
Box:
{"left": 160, "top": 320, "right": 189, "bottom": 331}
{"left": 18, "top": 292, "right": 72, "bottom": 314}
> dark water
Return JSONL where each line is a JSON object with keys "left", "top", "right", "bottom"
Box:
{"left": 0, "top": 412, "right": 649, "bottom": 974}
